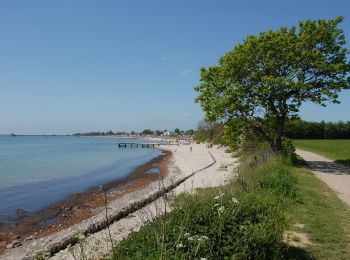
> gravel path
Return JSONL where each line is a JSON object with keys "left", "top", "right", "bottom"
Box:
{"left": 296, "top": 148, "right": 350, "bottom": 207}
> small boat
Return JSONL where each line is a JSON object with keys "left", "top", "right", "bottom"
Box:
{"left": 10, "top": 133, "right": 16, "bottom": 137}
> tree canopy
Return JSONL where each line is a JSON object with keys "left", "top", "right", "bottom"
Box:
{"left": 195, "top": 17, "right": 350, "bottom": 152}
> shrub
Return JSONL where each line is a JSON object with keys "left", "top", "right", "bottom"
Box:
{"left": 112, "top": 190, "right": 288, "bottom": 260}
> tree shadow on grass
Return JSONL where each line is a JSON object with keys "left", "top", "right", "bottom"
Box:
{"left": 285, "top": 246, "right": 316, "bottom": 260}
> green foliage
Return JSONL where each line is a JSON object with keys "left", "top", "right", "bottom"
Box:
{"left": 237, "top": 150, "right": 299, "bottom": 201}
{"left": 285, "top": 119, "right": 350, "bottom": 139}
{"left": 184, "top": 129, "right": 194, "bottom": 136}
{"left": 154, "top": 130, "right": 164, "bottom": 136}
{"left": 111, "top": 151, "right": 302, "bottom": 259}
{"left": 113, "top": 190, "right": 288, "bottom": 260}
{"left": 193, "top": 120, "right": 226, "bottom": 144}
{"left": 141, "top": 129, "right": 154, "bottom": 135}
{"left": 195, "top": 17, "right": 350, "bottom": 152}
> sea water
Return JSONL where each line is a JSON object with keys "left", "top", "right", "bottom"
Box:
{"left": 0, "top": 136, "right": 161, "bottom": 223}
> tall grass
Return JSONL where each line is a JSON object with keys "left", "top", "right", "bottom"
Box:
{"left": 106, "top": 150, "right": 300, "bottom": 259}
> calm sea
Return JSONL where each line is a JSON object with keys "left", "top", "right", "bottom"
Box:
{"left": 0, "top": 136, "right": 161, "bottom": 223}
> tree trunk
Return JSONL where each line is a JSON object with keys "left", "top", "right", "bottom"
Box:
{"left": 270, "top": 116, "right": 285, "bottom": 153}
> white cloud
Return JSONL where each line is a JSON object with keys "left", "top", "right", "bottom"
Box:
{"left": 179, "top": 69, "right": 191, "bottom": 76}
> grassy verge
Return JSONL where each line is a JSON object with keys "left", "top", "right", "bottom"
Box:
{"left": 105, "top": 150, "right": 350, "bottom": 259}
{"left": 293, "top": 139, "right": 350, "bottom": 167}
{"left": 289, "top": 161, "right": 350, "bottom": 259}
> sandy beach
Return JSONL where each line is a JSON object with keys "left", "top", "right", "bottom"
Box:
{"left": 0, "top": 143, "right": 238, "bottom": 259}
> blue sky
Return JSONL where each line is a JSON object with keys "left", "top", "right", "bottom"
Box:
{"left": 0, "top": 0, "right": 349, "bottom": 134}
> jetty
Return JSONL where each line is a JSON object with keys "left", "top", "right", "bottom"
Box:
{"left": 118, "top": 142, "right": 162, "bottom": 148}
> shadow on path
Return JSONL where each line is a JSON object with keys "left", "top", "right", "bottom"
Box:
{"left": 306, "top": 161, "right": 350, "bottom": 175}
{"left": 336, "top": 159, "right": 350, "bottom": 168}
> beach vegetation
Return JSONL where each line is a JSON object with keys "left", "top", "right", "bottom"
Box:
{"left": 195, "top": 17, "right": 350, "bottom": 153}
{"left": 108, "top": 144, "right": 350, "bottom": 259}
{"left": 109, "top": 150, "right": 300, "bottom": 259}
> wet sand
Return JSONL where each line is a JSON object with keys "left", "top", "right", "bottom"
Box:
{"left": 0, "top": 150, "right": 171, "bottom": 253}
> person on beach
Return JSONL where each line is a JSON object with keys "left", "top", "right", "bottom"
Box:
{"left": 190, "top": 146, "right": 192, "bottom": 152}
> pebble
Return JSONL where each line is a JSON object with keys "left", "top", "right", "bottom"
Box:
{"left": 6, "top": 239, "right": 22, "bottom": 249}
{"left": 25, "top": 235, "right": 34, "bottom": 241}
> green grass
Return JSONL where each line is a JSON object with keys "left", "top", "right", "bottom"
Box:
{"left": 290, "top": 162, "right": 350, "bottom": 259}
{"left": 293, "top": 139, "right": 350, "bottom": 167}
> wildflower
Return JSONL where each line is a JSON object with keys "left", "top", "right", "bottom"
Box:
{"left": 176, "top": 243, "right": 184, "bottom": 249}
{"left": 232, "top": 197, "right": 239, "bottom": 204}
{"left": 220, "top": 193, "right": 225, "bottom": 197}
{"left": 184, "top": 232, "right": 191, "bottom": 237}
{"left": 239, "top": 225, "right": 246, "bottom": 230}
{"left": 213, "top": 203, "right": 220, "bottom": 208}
{"left": 77, "top": 233, "right": 85, "bottom": 241}
{"left": 202, "top": 235, "right": 209, "bottom": 240}
{"left": 188, "top": 236, "right": 194, "bottom": 241}
{"left": 214, "top": 195, "right": 220, "bottom": 200}
{"left": 218, "top": 206, "right": 225, "bottom": 213}
{"left": 201, "top": 258, "right": 208, "bottom": 260}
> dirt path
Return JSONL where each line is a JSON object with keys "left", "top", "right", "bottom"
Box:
{"left": 296, "top": 148, "right": 350, "bottom": 207}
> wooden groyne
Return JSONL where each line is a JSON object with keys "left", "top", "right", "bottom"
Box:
{"left": 118, "top": 142, "right": 162, "bottom": 148}
{"left": 47, "top": 151, "right": 216, "bottom": 258}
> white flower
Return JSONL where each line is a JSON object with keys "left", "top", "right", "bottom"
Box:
{"left": 214, "top": 196, "right": 220, "bottom": 200}
{"left": 202, "top": 235, "right": 209, "bottom": 240}
{"left": 201, "top": 258, "right": 208, "bottom": 260}
{"left": 176, "top": 243, "right": 184, "bottom": 248}
{"left": 218, "top": 206, "right": 225, "bottom": 213}
{"left": 232, "top": 198, "right": 239, "bottom": 204}
{"left": 220, "top": 193, "right": 225, "bottom": 197}
{"left": 213, "top": 203, "right": 220, "bottom": 208}
{"left": 184, "top": 232, "right": 191, "bottom": 237}
{"left": 188, "top": 236, "right": 194, "bottom": 241}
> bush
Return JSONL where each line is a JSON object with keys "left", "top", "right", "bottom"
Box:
{"left": 112, "top": 188, "right": 288, "bottom": 260}
{"left": 109, "top": 150, "right": 299, "bottom": 260}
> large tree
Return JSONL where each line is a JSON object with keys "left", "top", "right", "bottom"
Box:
{"left": 195, "top": 17, "right": 350, "bottom": 152}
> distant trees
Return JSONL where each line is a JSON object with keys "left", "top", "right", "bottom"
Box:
{"left": 193, "top": 120, "right": 225, "bottom": 144}
{"left": 185, "top": 129, "right": 195, "bottom": 136}
{"left": 154, "top": 130, "right": 164, "bottom": 136}
{"left": 195, "top": 17, "right": 350, "bottom": 152}
{"left": 141, "top": 129, "right": 154, "bottom": 135}
{"left": 285, "top": 120, "right": 350, "bottom": 139}
{"left": 74, "top": 128, "right": 195, "bottom": 137}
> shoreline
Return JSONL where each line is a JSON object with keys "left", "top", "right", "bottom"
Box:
{"left": 0, "top": 149, "right": 172, "bottom": 253}
{"left": 0, "top": 143, "right": 239, "bottom": 259}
